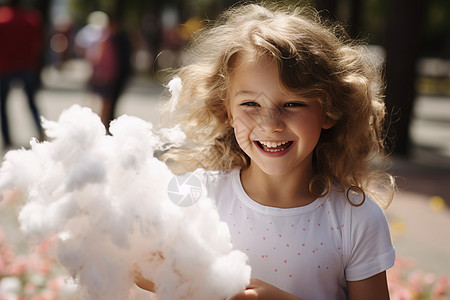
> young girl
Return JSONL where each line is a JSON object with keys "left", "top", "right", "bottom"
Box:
{"left": 139, "top": 3, "right": 396, "bottom": 299}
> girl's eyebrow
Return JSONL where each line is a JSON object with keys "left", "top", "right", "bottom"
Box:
{"left": 234, "top": 90, "right": 258, "bottom": 97}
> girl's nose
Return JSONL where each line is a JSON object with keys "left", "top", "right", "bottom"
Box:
{"left": 257, "top": 107, "right": 285, "bottom": 133}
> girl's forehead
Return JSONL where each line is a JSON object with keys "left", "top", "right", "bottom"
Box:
{"left": 231, "top": 51, "right": 276, "bottom": 69}
{"left": 230, "top": 54, "right": 292, "bottom": 87}
{"left": 229, "top": 54, "right": 278, "bottom": 85}
{"left": 228, "top": 53, "right": 323, "bottom": 105}
{"left": 230, "top": 56, "right": 278, "bottom": 83}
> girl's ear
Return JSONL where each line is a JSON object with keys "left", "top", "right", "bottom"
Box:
{"left": 322, "top": 117, "right": 336, "bottom": 130}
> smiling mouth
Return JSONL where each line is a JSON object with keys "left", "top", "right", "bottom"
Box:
{"left": 256, "top": 141, "right": 293, "bottom": 153}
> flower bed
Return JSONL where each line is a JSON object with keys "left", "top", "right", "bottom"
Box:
{"left": 0, "top": 189, "right": 449, "bottom": 299}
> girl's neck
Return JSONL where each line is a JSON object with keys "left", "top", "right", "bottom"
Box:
{"left": 240, "top": 163, "right": 317, "bottom": 208}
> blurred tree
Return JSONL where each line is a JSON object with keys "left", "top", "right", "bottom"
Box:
{"left": 358, "top": 0, "right": 389, "bottom": 45}
{"left": 422, "top": 0, "right": 450, "bottom": 58}
{"left": 384, "top": 0, "right": 427, "bottom": 156}
{"left": 315, "top": 0, "right": 338, "bottom": 18}
{"left": 314, "top": 0, "right": 364, "bottom": 39}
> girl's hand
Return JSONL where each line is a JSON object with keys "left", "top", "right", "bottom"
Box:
{"left": 230, "top": 278, "right": 302, "bottom": 300}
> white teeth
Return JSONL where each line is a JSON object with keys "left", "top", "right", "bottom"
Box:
{"left": 257, "top": 141, "right": 292, "bottom": 152}
{"left": 259, "top": 141, "right": 289, "bottom": 148}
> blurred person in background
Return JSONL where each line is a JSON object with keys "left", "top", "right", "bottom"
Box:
{"left": 0, "top": 0, "right": 45, "bottom": 149}
{"left": 104, "top": 11, "right": 132, "bottom": 129}
{"left": 48, "top": 13, "right": 76, "bottom": 70}
{"left": 75, "top": 10, "right": 132, "bottom": 132}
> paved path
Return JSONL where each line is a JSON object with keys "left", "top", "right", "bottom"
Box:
{"left": 2, "top": 60, "right": 450, "bottom": 279}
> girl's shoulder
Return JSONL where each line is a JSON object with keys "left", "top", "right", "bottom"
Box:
{"left": 328, "top": 186, "right": 385, "bottom": 209}
{"left": 327, "top": 189, "right": 395, "bottom": 281}
{"left": 326, "top": 188, "right": 389, "bottom": 227}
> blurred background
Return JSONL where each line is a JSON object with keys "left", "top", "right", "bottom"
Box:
{"left": 0, "top": 0, "right": 449, "bottom": 159}
{"left": 0, "top": 0, "right": 449, "bottom": 299}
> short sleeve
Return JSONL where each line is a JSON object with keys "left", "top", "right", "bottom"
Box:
{"left": 343, "top": 197, "right": 395, "bottom": 281}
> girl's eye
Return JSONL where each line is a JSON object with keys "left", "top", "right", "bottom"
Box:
{"left": 241, "top": 101, "right": 260, "bottom": 107}
{"left": 284, "top": 102, "right": 306, "bottom": 108}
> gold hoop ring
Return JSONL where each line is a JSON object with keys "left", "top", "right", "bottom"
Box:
{"left": 345, "top": 186, "right": 366, "bottom": 207}
{"left": 309, "top": 175, "right": 332, "bottom": 198}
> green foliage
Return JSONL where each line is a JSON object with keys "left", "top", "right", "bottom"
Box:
{"left": 423, "top": 0, "right": 450, "bottom": 57}
{"left": 359, "top": 0, "right": 389, "bottom": 44}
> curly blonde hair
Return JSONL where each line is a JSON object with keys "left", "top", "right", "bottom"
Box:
{"left": 162, "top": 2, "right": 395, "bottom": 208}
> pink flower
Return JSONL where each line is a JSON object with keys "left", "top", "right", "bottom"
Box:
{"left": 35, "top": 236, "right": 57, "bottom": 256}
{"left": 7, "top": 255, "right": 27, "bottom": 276}
{"left": 47, "top": 277, "right": 64, "bottom": 291}
{"left": 407, "top": 270, "right": 425, "bottom": 296}
{"left": 432, "top": 276, "right": 449, "bottom": 298}
{"left": 30, "top": 296, "right": 51, "bottom": 300}
{"left": 25, "top": 282, "right": 37, "bottom": 295}
{"left": 391, "top": 285, "right": 415, "bottom": 300}
{"left": 388, "top": 256, "right": 450, "bottom": 299}
{"left": 27, "top": 253, "right": 52, "bottom": 275}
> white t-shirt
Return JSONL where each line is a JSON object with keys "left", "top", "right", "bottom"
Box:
{"left": 203, "top": 169, "right": 395, "bottom": 300}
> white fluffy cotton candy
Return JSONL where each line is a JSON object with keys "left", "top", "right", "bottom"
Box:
{"left": 0, "top": 105, "right": 250, "bottom": 300}
{"left": 168, "top": 76, "right": 182, "bottom": 113}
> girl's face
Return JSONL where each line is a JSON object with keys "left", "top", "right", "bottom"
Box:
{"left": 227, "top": 56, "right": 334, "bottom": 177}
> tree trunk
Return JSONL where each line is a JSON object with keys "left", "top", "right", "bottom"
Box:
{"left": 348, "top": 0, "right": 362, "bottom": 38}
{"left": 384, "top": 0, "right": 427, "bottom": 156}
